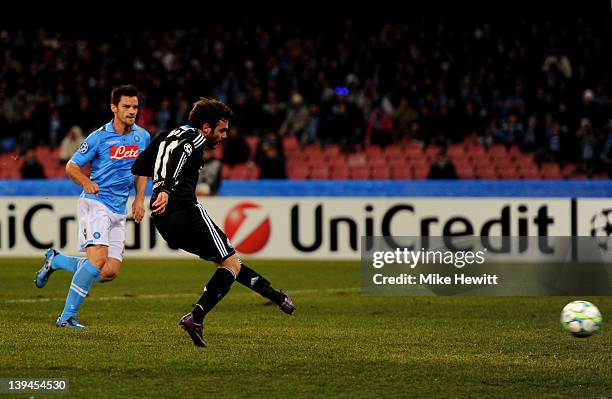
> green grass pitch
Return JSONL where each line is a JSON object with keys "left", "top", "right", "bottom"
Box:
{"left": 1, "top": 258, "right": 611, "bottom": 398}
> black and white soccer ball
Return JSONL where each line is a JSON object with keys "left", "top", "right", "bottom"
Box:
{"left": 590, "top": 208, "right": 612, "bottom": 250}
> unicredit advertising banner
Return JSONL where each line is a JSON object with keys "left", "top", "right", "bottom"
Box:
{"left": 0, "top": 197, "right": 610, "bottom": 259}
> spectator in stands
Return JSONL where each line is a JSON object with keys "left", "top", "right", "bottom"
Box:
{"left": 261, "top": 90, "right": 286, "bottom": 133}
{"left": 20, "top": 149, "right": 46, "bottom": 179}
{"left": 1, "top": 17, "right": 611, "bottom": 177}
{"left": 367, "top": 105, "right": 394, "bottom": 147}
{"left": 428, "top": 151, "right": 458, "bottom": 179}
{"left": 222, "top": 127, "right": 250, "bottom": 166}
{"left": 196, "top": 149, "right": 222, "bottom": 196}
{"left": 257, "top": 141, "right": 287, "bottom": 179}
{"left": 279, "top": 93, "right": 309, "bottom": 137}
{"left": 600, "top": 120, "right": 612, "bottom": 177}
{"left": 576, "top": 118, "right": 596, "bottom": 167}
{"left": 48, "top": 108, "right": 63, "bottom": 147}
{"left": 155, "top": 99, "right": 173, "bottom": 131}
{"left": 499, "top": 114, "right": 524, "bottom": 147}
{"left": 392, "top": 97, "right": 418, "bottom": 140}
{"left": 544, "top": 119, "right": 567, "bottom": 163}
{"left": 301, "top": 104, "right": 320, "bottom": 144}
{"left": 59, "top": 126, "right": 85, "bottom": 164}
{"left": 521, "top": 116, "right": 538, "bottom": 153}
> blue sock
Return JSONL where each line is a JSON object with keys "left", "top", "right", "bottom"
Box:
{"left": 59, "top": 261, "right": 100, "bottom": 321}
{"left": 51, "top": 253, "right": 85, "bottom": 273}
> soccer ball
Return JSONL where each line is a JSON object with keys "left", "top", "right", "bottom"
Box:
{"left": 560, "top": 300, "right": 602, "bottom": 337}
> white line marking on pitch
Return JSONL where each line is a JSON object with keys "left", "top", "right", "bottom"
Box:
{"left": 0, "top": 287, "right": 359, "bottom": 304}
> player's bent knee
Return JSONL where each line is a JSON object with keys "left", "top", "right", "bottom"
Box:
{"left": 87, "top": 256, "right": 107, "bottom": 269}
{"left": 99, "top": 269, "right": 119, "bottom": 282}
{"left": 218, "top": 254, "right": 241, "bottom": 276}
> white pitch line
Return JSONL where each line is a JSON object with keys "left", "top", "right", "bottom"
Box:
{"left": 0, "top": 287, "right": 359, "bottom": 304}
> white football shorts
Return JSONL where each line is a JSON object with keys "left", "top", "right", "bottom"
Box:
{"left": 77, "top": 197, "right": 127, "bottom": 261}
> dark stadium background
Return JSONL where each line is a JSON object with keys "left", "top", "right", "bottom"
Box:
{"left": 0, "top": 9, "right": 610, "bottom": 180}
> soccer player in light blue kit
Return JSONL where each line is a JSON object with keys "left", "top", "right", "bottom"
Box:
{"left": 35, "top": 85, "right": 151, "bottom": 328}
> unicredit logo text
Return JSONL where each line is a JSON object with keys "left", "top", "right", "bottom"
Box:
{"left": 224, "top": 203, "right": 271, "bottom": 254}
{"left": 110, "top": 145, "right": 139, "bottom": 160}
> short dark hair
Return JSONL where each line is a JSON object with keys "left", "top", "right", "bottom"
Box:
{"left": 111, "top": 85, "right": 139, "bottom": 105}
{"left": 188, "top": 97, "right": 233, "bottom": 129}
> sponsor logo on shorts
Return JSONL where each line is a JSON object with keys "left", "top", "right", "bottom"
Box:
{"left": 110, "top": 145, "right": 139, "bottom": 160}
{"left": 93, "top": 232, "right": 101, "bottom": 239}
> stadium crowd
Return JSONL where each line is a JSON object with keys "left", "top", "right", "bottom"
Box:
{"left": 0, "top": 14, "right": 610, "bottom": 179}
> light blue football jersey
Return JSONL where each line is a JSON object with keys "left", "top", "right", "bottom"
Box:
{"left": 70, "top": 120, "right": 151, "bottom": 214}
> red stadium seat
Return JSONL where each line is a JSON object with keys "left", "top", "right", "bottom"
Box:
{"left": 347, "top": 153, "right": 368, "bottom": 167}
{"left": 369, "top": 157, "right": 387, "bottom": 169}
{"left": 391, "top": 167, "right": 412, "bottom": 179}
{"left": 475, "top": 168, "right": 498, "bottom": 179}
{"left": 350, "top": 166, "right": 370, "bottom": 180}
{"left": 452, "top": 158, "right": 471, "bottom": 170}
{"left": 447, "top": 144, "right": 465, "bottom": 158}
{"left": 302, "top": 145, "right": 321, "bottom": 159}
{"left": 388, "top": 158, "right": 409, "bottom": 171}
{"left": 50, "top": 146, "right": 61, "bottom": 160}
{"left": 287, "top": 166, "right": 308, "bottom": 180}
{"left": 229, "top": 165, "right": 249, "bottom": 179}
{"left": 520, "top": 167, "right": 541, "bottom": 179}
{"left": 404, "top": 146, "right": 423, "bottom": 160}
{"left": 329, "top": 167, "right": 350, "bottom": 180}
{"left": 287, "top": 151, "right": 307, "bottom": 163}
{"left": 383, "top": 145, "right": 404, "bottom": 160}
{"left": 309, "top": 167, "right": 330, "bottom": 179}
{"left": 322, "top": 144, "right": 342, "bottom": 158}
{"left": 471, "top": 156, "right": 492, "bottom": 170}
{"left": 561, "top": 163, "right": 577, "bottom": 177}
{"left": 282, "top": 135, "right": 299, "bottom": 152}
{"left": 456, "top": 166, "right": 475, "bottom": 179}
{"left": 222, "top": 164, "right": 232, "bottom": 178}
{"left": 306, "top": 152, "right": 326, "bottom": 164}
{"left": 466, "top": 145, "right": 487, "bottom": 160}
{"left": 540, "top": 163, "right": 562, "bottom": 179}
{"left": 412, "top": 165, "right": 430, "bottom": 180}
{"left": 247, "top": 165, "right": 261, "bottom": 180}
{"left": 488, "top": 144, "right": 508, "bottom": 158}
{"left": 370, "top": 168, "right": 391, "bottom": 179}
{"left": 328, "top": 154, "right": 348, "bottom": 167}
{"left": 497, "top": 167, "right": 520, "bottom": 179}
{"left": 365, "top": 145, "right": 383, "bottom": 158}
{"left": 424, "top": 145, "right": 442, "bottom": 160}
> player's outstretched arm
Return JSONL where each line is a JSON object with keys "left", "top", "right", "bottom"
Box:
{"left": 66, "top": 161, "right": 99, "bottom": 195}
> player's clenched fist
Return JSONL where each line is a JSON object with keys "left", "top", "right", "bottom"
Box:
{"left": 82, "top": 180, "right": 99, "bottom": 195}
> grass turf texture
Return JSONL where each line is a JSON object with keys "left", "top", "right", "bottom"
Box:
{"left": 1, "top": 258, "right": 611, "bottom": 398}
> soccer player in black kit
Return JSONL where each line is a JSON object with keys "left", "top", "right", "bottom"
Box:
{"left": 131, "top": 98, "right": 294, "bottom": 347}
